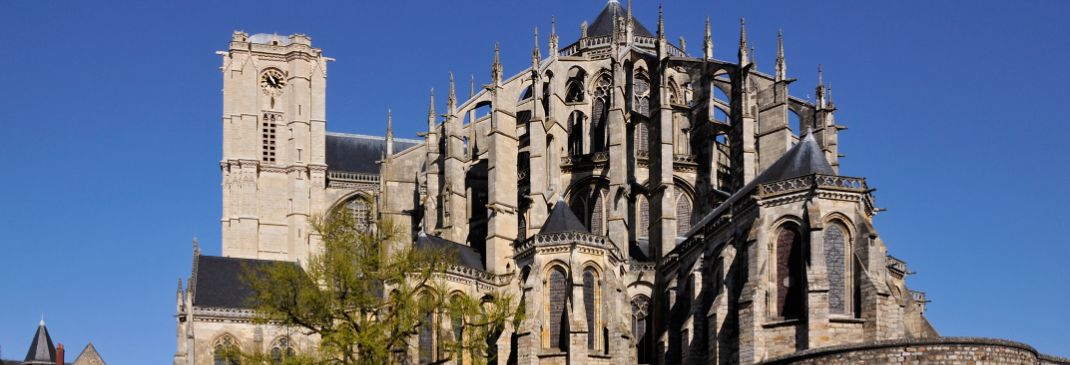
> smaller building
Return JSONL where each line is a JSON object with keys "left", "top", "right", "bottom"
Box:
{"left": 1, "top": 320, "right": 106, "bottom": 365}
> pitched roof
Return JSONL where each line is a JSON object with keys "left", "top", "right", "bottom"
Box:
{"left": 539, "top": 200, "right": 589, "bottom": 235}
{"left": 751, "top": 133, "right": 835, "bottom": 185}
{"left": 22, "top": 321, "right": 54, "bottom": 365}
{"left": 325, "top": 133, "right": 419, "bottom": 173}
{"left": 588, "top": 1, "right": 654, "bottom": 38}
{"left": 685, "top": 134, "right": 834, "bottom": 237}
{"left": 415, "top": 234, "right": 485, "bottom": 271}
{"left": 192, "top": 255, "right": 301, "bottom": 309}
{"left": 72, "top": 343, "right": 105, "bottom": 365}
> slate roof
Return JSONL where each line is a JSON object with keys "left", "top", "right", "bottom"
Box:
{"left": 325, "top": 133, "right": 419, "bottom": 173}
{"left": 22, "top": 321, "right": 54, "bottom": 365}
{"left": 192, "top": 255, "right": 301, "bottom": 309}
{"left": 539, "top": 200, "right": 590, "bottom": 235}
{"left": 685, "top": 134, "right": 834, "bottom": 237}
{"left": 415, "top": 234, "right": 485, "bottom": 271}
{"left": 72, "top": 343, "right": 105, "bottom": 365}
{"left": 588, "top": 0, "right": 654, "bottom": 38}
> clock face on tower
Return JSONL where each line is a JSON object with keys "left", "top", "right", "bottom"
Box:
{"left": 260, "top": 69, "right": 286, "bottom": 90}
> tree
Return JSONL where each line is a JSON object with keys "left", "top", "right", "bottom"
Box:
{"left": 240, "top": 208, "right": 520, "bottom": 365}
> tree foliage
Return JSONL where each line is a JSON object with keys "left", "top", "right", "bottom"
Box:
{"left": 240, "top": 208, "right": 520, "bottom": 365}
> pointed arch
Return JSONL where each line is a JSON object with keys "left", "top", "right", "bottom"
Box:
{"left": 582, "top": 266, "right": 603, "bottom": 351}
{"left": 676, "top": 194, "right": 693, "bottom": 236}
{"left": 774, "top": 223, "right": 807, "bottom": 319}
{"left": 269, "top": 336, "right": 295, "bottom": 365}
{"left": 567, "top": 111, "right": 585, "bottom": 155}
{"left": 213, "top": 334, "right": 241, "bottom": 365}
{"left": 637, "top": 195, "right": 650, "bottom": 239}
{"left": 545, "top": 265, "right": 570, "bottom": 350}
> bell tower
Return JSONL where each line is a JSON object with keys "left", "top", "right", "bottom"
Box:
{"left": 218, "top": 31, "right": 329, "bottom": 262}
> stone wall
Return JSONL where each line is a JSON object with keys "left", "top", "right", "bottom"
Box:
{"left": 760, "top": 337, "right": 1070, "bottom": 365}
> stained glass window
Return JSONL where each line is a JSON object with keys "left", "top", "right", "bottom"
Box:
{"left": 676, "top": 196, "right": 692, "bottom": 236}
{"left": 548, "top": 268, "right": 568, "bottom": 350}
{"left": 825, "top": 224, "right": 847, "bottom": 314}
{"left": 583, "top": 269, "right": 598, "bottom": 349}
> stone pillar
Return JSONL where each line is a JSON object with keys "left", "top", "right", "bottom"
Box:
{"left": 484, "top": 80, "right": 518, "bottom": 274}
{"left": 650, "top": 61, "right": 677, "bottom": 258}
{"left": 732, "top": 71, "right": 759, "bottom": 189}
{"left": 606, "top": 60, "right": 630, "bottom": 252}
{"left": 757, "top": 80, "right": 793, "bottom": 173}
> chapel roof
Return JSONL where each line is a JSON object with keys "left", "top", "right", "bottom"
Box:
{"left": 415, "top": 234, "right": 485, "bottom": 271}
{"left": 192, "top": 255, "right": 301, "bottom": 309}
{"left": 325, "top": 132, "right": 420, "bottom": 174}
{"left": 539, "top": 199, "right": 590, "bottom": 235}
{"left": 588, "top": 0, "right": 654, "bottom": 38}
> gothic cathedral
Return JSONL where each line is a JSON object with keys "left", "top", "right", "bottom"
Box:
{"left": 173, "top": 2, "right": 1067, "bottom": 365}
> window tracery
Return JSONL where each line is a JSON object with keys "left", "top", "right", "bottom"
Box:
{"left": 213, "top": 335, "right": 241, "bottom": 365}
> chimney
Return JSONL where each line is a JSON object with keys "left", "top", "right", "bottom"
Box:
{"left": 55, "top": 343, "right": 64, "bottom": 365}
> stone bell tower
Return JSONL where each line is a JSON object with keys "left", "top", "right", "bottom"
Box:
{"left": 218, "top": 31, "right": 329, "bottom": 263}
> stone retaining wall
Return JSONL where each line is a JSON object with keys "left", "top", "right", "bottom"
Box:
{"left": 760, "top": 337, "right": 1070, "bottom": 365}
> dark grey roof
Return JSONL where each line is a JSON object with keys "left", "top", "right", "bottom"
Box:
{"left": 192, "top": 255, "right": 301, "bottom": 309}
{"left": 588, "top": 1, "right": 654, "bottom": 38}
{"left": 685, "top": 134, "right": 834, "bottom": 237}
{"left": 325, "top": 133, "right": 419, "bottom": 173}
{"left": 23, "top": 321, "right": 54, "bottom": 364}
{"left": 540, "top": 200, "right": 589, "bottom": 235}
{"left": 752, "top": 133, "right": 835, "bottom": 185}
{"left": 415, "top": 234, "right": 485, "bottom": 271}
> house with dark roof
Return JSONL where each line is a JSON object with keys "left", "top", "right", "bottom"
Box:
{"left": 2, "top": 320, "right": 105, "bottom": 365}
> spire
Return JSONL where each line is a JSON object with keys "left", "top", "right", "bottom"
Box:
{"left": 549, "top": 16, "right": 559, "bottom": 55}
{"left": 177, "top": 278, "right": 184, "bottom": 295}
{"left": 192, "top": 236, "right": 200, "bottom": 256}
{"left": 738, "top": 17, "right": 750, "bottom": 65}
{"left": 491, "top": 43, "right": 503, "bottom": 85}
{"left": 448, "top": 72, "right": 457, "bottom": 112}
{"left": 385, "top": 109, "right": 394, "bottom": 156}
{"left": 775, "top": 29, "right": 786, "bottom": 81}
{"left": 532, "top": 27, "right": 541, "bottom": 68}
{"left": 469, "top": 75, "right": 475, "bottom": 98}
{"left": 657, "top": 3, "right": 665, "bottom": 40}
{"left": 24, "top": 320, "right": 56, "bottom": 364}
{"left": 816, "top": 65, "right": 827, "bottom": 108}
{"left": 628, "top": 0, "right": 635, "bottom": 39}
{"left": 427, "top": 88, "right": 436, "bottom": 131}
{"left": 704, "top": 16, "right": 713, "bottom": 60}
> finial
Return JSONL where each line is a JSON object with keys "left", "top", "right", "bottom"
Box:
{"left": 581, "top": 21, "right": 588, "bottom": 38}
{"left": 657, "top": 3, "right": 665, "bottom": 39}
{"left": 816, "top": 65, "right": 826, "bottom": 108}
{"left": 704, "top": 16, "right": 713, "bottom": 60}
{"left": 470, "top": 75, "right": 475, "bottom": 98}
{"left": 818, "top": 64, "right": 824, "bottom": 85}
{"left": 491, "top": 43, "right": 503, "bottom": 84}
{"left": 775, "top": 29, "right": 786, "bottom": 81}
{"left": 177, "top": 278, "right": 184, "bottom": 294}
{"left": 533, "top": 27, "right": 541, "bottom": 66}
{"left": 679, "top": 36, "right": 687, "bottom": 53}
{"left": 448, "top": 72, "right": 457, "bottom": 107}
{"left": 549, "top": 16, "right": 559, "bottom": 54}
{"left": 192, "top": 236, "right": 200, "bottom": 256}
{"left": 428, "top": 88, "right": 435, "bottom": 118}
{"left": 40, "top": 314, "right": 45, "bottom": 326}
{"left": 628, "top": 0, "right": 634, "bottom": 28}
{"left": 739, "top": 17, "right": 750, "bottom": 65}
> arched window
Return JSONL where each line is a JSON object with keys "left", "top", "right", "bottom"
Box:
{"left": 582, "top": 268, "right": 601, "bottom": 350}
{"left": 567, "top": 111, "right": 584, "bottom": 155}
{"left": 518, "top": 212, "right": 527, "bottom": 241}
{"left": 213, "top": 335, "right": 241, "bottom": 365}
{"left": 565, "top": 67, "right": 587, "bottom": 102}
{"left": 591, "top": 73, "right": 612, "bottom": 152}
{"left": 590, "top": 192, "right": 604, "bottom": 235}
{"left": 449, "top": 295, "right": 465, "bottom": 361}
{"left": 631, "top": 295, "right": 652, "bottom": 363}
{"left": 633, "top": 72, "right": 651, "bottom": 117}
{"left": 635, "top": 122, "right": 649, "bottom": 154}
{"left": 546, "top": 135, "right": 557, "bottom": 191}
{"left": 346, "top": 197, "right": 372, "bottom": 231}
{"left": 775, "top": 225, "right": 806, "bottom": 319}
{"left": 637, "top": 195, "right": 650, "bottom": 239}
{"left": 547, "top": 267, "right": 569, "bottom": 350}
{"left": 825, "top": 223, "right": 854, "bottom": 315}
{"left": 676, "top": 195, "right": 692, "bottom": 236}
{"left": 418, "top": 293, "right": 436, "bottom": 364}
{"left": 269, "top": 337, "right": 295, "bottom": 365}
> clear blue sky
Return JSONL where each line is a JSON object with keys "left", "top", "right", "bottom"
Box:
{"left": 1, "top": 1, "right": 1067, "bottom": 363}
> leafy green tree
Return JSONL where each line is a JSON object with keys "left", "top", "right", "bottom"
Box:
{"left": 240, "top": 208, "right": 520, "bottom": 365}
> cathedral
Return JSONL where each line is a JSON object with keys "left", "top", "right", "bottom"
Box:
{"left": 172, "top": 2, "right": 1069, "bottom": 364}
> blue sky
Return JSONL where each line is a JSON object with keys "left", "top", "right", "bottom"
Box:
{"left": 1, "top": 1, "right": 1068, "bottom": 363}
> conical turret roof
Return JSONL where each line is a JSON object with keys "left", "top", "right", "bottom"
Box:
{"left": 540, "top": 199, "right": 589, "bottom": 235}
{"left": 23, "top": 320, "right": 55, "bottom": 365}
{"left": 587, "top": 1, "right": 653, "bottom": 38}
